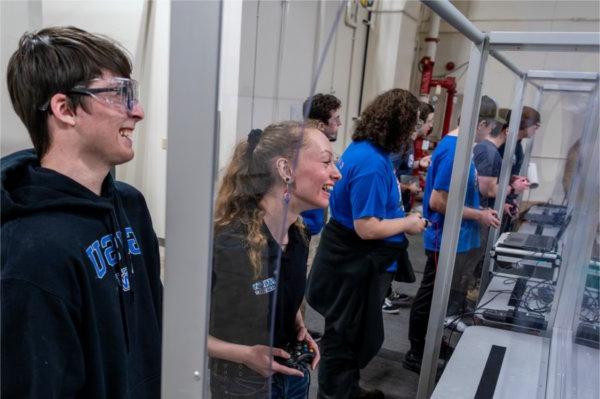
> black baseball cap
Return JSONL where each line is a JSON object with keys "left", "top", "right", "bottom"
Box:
{"left": 479, "top": 95, "right": 507, "bottom": 125}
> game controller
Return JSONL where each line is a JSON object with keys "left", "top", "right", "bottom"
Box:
{"left": 276, "top": 341, "right": 315, "bottom": 369}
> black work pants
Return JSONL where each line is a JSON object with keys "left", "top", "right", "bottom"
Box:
{"left": 317, "top": 273, "right": 392, "bottom": 398}
{"left": 407, "top": 249, "right": 478, "bottom": 357}
{"left": 407, "top": 251, "right": 438, "bottom": 357}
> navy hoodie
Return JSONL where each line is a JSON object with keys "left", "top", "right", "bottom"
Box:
{"left": 1, "top": 149, "right": 162, "bottom": 398}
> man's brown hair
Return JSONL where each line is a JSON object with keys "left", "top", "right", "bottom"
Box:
{"left": 7, "top": 26, "right": 132, "bottom": 157}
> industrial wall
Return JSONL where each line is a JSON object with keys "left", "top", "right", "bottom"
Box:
{"left": 1, "top": 0, "right": 598, "bottom": 235}
{"left": 412, "top": 1, "right": 599, "bottom": 202}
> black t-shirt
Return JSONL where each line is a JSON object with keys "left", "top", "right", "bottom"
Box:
{"left": 210, "top": 221, "right": 308, "bottom": 349}
{"left": 473, "top": 139, "right": 502, "bottom": 208}
{"left": 498, "top": 139, "right": 524, "bottom": 176}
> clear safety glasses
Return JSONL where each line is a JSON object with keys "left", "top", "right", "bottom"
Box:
{"left": 40, "top": 77, "right": 140, "bottom": 113}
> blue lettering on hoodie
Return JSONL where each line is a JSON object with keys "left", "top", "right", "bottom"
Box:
{"left": 125, "top": 227, "right": 141, "bottom": 255}
{"left": 120, "top": 267, "right": 130, "bottom": 291}
{"left": 86, "top": 241, "right": 108, "bottom": 279}
{"left": 85, "top": 227, "right": 142, "bottom": 280}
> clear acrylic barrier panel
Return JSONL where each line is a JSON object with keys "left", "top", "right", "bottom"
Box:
{"left": 207, "top": 1, "right": 346, "bottom": 397}
{"left": 429, "top": 50, "right": 599, "bottom": 399}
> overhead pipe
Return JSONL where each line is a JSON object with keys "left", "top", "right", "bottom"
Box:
{"left": 418, "top": 11, "right": 456, "bottom": 135}
{"left": 418, "top": 12, "right": 440, "bottom": 101}
{"left": 420, "top": 1, "right": 536, "bottom": 87}
{"left": 357, "top": 7, "right": 372, "bottom": 114}
{"left": 421, "top": 0, "right": 485, "bottom": 44}
{"left": 342, "top": 0, "right": 360, "bottom": 149}
{"left": 344, "top": 0, "right": 359, "bottom": 28}
{"left": 272, "top": 0, "right": 290, "bottom": 120}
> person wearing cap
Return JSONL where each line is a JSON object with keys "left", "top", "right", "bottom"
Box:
{"left": 476, "top": 105, "right": 530, "bottom": 211}
{"left": 498, "top": 106, "right": 542, "bottom": 176}
{"left": 403, "top": 95, "right": 501, "bottom": 374}
{"left": 497, "top": 106, "right": 541, "bottom": 232}
{"left": 471, "top": 100, "right": 530, "bottom": 292}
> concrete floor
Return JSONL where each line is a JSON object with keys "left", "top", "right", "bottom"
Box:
{"left": 304, "top": 234, "right": 429, "bottom": 399}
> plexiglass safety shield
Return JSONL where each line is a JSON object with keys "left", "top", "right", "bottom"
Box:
{"left": 207, "top": 2, "right": 348, "bottom": 397}
{"left": 427, "top": 48, "right": 599, "bottom": 399}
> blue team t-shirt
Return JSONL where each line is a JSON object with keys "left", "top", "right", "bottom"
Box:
{"left": 301, "top": 208, "right": 325, "bottom": 236}
{"left": 330, "top": 141, "right": 406, "bottom": 271}
{"left": 422, "top": 135, "right": 480, "bottom": 253}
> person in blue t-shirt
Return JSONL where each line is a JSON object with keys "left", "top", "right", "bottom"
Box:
{"left": 472, "top": 104, "right": 530, "bottom": 289}
{"left": 403, "top": 96, "right": 502, "bottom": 375}
{"left": 385, "top": 102, "right": 435, "bottom": 312}
{"left": 299, "top": 96, "right": 343, "bottom": 343}
{"left": 311, "top": 89, "right": 426, "bottom": 399}
{"left": 300, "top": 94, "right": 343, "bottom": 237}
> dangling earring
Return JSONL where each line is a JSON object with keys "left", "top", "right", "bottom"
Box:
{"left": 283, "top": 178, "right": 291, "bottom": 204}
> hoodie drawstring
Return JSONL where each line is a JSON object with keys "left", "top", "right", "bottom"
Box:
{"left": 108, "top": 192, "right": 135, "bottom": 353}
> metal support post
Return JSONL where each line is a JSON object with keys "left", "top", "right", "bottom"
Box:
{"left": 488, "top": 31, "right": 600, "bottom": 52}
{"left": 162, "top": 1, "right": 222, "bottom": 397}
{"left": 527, "top": 70, "right": 599, "bottom": 81}
{"left": 478, "top": 76, "right": 527, "bottom": 301}
{"left": 541, "top": 83, "right": 595, "bottom": 92}
{"left": 416, "top": 39, "right": 489, "bottom": 399}
{"left": 518, "top": 87, "right": 543, "bottom": 191}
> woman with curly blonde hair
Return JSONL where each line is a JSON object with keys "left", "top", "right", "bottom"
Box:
{"left": 208, "top": 121, "right": 340, "bottom": 398}
{"left": 306, "top": 88, "right": 427, "bottom": 398}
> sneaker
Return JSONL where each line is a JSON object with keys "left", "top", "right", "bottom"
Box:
{"left": 388, "top": 291, "right": 413, "bottom": 307}
{"left": 444, "top": 316, "right": 468, "bottom": 333}
{"left": 402, "top": 350, "right": 447, "bottom": 377}
{"left": 402, "top": 350, "right": 423, "bottom": 374}
{"left": 382, "top": 298, "right": 401, "bottom": 314}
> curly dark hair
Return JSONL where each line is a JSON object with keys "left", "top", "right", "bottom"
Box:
{"left": 303, "top": 93, "right": 341, "bottom": 124}
{"left": 353, "top": 88, "right": 419, "bottom": 153}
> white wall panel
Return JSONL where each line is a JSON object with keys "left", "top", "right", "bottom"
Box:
{"left": 234, "top": 0, "right": 369, "bottom": 159}
{"left": 1, "top": 0, "right": 41, "bottom": 156}
{"left": 467, "top": 1, "right": 556, "bottom": 20}
{"left": 41, "top": 0, "right": 144, "bottom": 58}
{"left": 116, "top": 1, "right": 170, "bottom": 238}
{"left": 363, "top": 0, "right": 421, "bottom": 106}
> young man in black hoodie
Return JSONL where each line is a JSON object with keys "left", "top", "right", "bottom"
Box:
{"left": 1, "top": 27, "right": 162, "bottom": 398}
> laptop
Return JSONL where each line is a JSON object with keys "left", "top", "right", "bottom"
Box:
{"left": 501, "top": 233, "right": 557, "bottom": 252}
{"left": 502, "top": 211, "right": 572, "bottom": 252}
{"left": 524, "top": 204, "right": 567, "bottom": 225}
{"left": 524, "top": 212, "right": 564, "bottom": 225}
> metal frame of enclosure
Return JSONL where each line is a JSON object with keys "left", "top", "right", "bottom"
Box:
{"left": 162, "top": 1, "right": 222, "bottom": 398}
{"left": 419, "top": 1, "right": 599, "bottom": 398}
